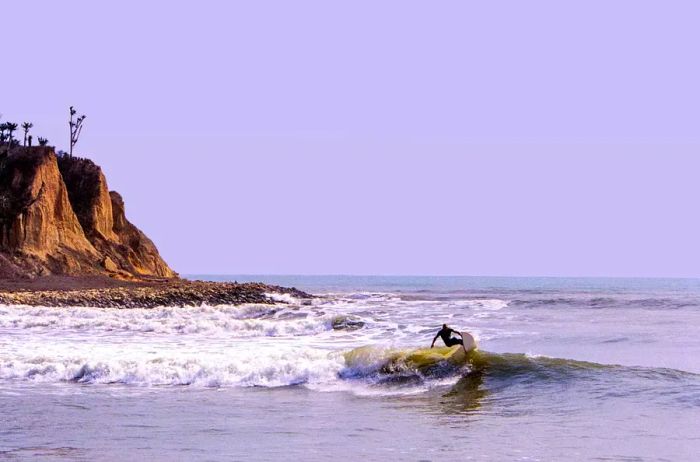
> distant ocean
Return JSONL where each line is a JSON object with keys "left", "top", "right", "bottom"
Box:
{"left": 2, "top": 276, "right": 699, "bottom": 461}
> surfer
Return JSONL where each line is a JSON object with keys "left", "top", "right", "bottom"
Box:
{"left": 430, "top": 324, "right": 464, "bottom": 348}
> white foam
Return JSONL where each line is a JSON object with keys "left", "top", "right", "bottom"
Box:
{"left": 264, "top": 292, "right": 299, "bottom": 304}
{"left": 0, "top": 304, "right": 334, "bottom": 337}
{"left": 525, "top": 352, "right": 552, "bottom": 359}
{"left": 0, "top": 293, "right": 523, "bottom": 393}
{"left": 0, "top": 339, "right": 461, "bottom": 393}
{"left": 0, "top": 342, "right": 345, "bottom": 388}
{"left": 465, "top": 299, "right": 510, "bottom": 311}
{"left": 308, "top": 375, "right": 461, "bottom": 397}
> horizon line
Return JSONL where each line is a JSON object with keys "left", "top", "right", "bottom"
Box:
{"left": 182, "top": 273, "right": 700, "bottom": 281}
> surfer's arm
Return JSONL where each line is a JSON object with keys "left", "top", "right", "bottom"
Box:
{"left": 430, "top": 333, "right": 440, "bottom": 348}
{"left": 447, "top": 328, "right": 462, "bottom": 338}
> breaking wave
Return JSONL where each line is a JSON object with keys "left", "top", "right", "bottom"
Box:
{"left": 1, "top": 346, "right": 345, "bottom": 387}
{"left": 2, "top": 340, "right": 699, "bottom": 408}
{"left": 0, "top": 304, "right": 364, "bottom": 337}
{"left": 2, "top": 290, "right": 698, "bottom": 405}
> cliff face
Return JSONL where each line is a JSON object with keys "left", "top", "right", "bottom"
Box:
{"left": 0, "top": 147, "right": 176, "bottom": 280}
{"left": 109, "top": 191, "right": 176, "bottom": 277}
{"left": 57, "top": 155, "right": 118, "bottom": 241}
{"left": 57, "top": 156, "right": 177, "bottom": 278}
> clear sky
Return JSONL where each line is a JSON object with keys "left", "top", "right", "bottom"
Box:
{"left": 3, "top": 1, "right": 700, "bottom": 277}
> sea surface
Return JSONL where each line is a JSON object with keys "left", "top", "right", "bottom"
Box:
{"left": 2, "top": 276, "right": 700, "bottom": 461}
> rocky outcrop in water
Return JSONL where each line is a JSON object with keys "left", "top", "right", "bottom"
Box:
{"left": 0, "top": 146, "right": 176, "bottom": 280}
{"left": 0, "top": 281, "right": 312, "bottom": 308}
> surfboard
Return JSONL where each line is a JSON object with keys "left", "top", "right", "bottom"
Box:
{"left": 461, "top": 331, "right": 477, "bottom": 353}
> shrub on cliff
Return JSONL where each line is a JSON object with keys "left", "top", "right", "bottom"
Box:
{"left": 56, "top": 155, "right": 104, "bottom": 230}
{"left": 0, "top": 148, "right": 48, "bottom": 224}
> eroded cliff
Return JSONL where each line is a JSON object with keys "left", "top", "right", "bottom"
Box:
{"left": 0, "top": 147, "right": 176, "bottom": 280}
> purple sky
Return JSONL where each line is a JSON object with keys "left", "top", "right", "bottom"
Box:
{"left": 4, "top": 1, "right": 700, "bottom": 277}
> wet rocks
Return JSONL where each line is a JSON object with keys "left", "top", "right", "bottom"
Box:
{"left": 331, "top": 315, "right": 365, "bottom": 330}
{"left": 0, "top": 280, "right": 312, "bottom": 308}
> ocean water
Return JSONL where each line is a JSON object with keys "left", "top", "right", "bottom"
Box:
{"left": 1, "top": 276, "right": 700, "bottom": 461}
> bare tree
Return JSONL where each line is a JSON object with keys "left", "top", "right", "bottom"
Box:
{"left": 68, "top": 106, "right": 86, "bottom": 157}
{"left": 21, "top": 122, "right": 33, "bottom": 147}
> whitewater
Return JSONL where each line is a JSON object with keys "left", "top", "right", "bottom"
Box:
{"left": 2, "top": 276, "right": 700, "bottom": 461}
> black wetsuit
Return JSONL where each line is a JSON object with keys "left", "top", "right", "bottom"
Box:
{"left": 437, "top": 327, "right": 463, "bottom": 347}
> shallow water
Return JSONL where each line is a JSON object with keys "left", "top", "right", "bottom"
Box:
{"left": 1, "top": 276, "right": 699, "bottom": 461}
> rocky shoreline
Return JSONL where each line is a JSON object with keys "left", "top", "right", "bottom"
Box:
{"left": 0, "top": 280, "right": 312, "bottom": 308}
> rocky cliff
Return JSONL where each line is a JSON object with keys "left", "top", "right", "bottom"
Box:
{"left": 0, "top": 147, "right": 176, "bottom": 280}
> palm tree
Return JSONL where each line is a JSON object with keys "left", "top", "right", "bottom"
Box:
{"left": 21, "top": 122, "right": 33, "bottom": 147}
{"left": 5, "top": 123, "right": 18, "bottom": 147}
{"left": 38, "top": 137, "right": 49, "bottom": 146}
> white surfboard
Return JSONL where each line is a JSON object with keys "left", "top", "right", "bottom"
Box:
{"left": 461, "top": 331, "right": 477, "bottom": 352}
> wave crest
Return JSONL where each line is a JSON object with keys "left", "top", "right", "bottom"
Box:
{"left": 1, "top": 348, "right": 345, "bottom": 387}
